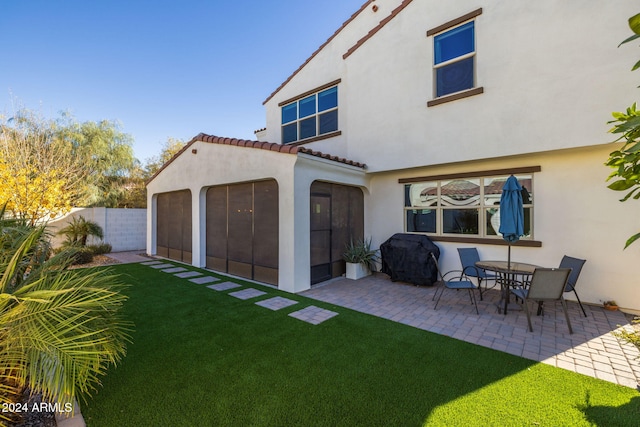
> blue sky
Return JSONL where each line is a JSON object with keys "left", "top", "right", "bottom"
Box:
{"left": 0, "top": 0, "right": 364, "bottom": 162}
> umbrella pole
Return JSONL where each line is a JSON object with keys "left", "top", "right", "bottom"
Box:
{"left": 507, "top": 244, "right": 511, "bottom": 270}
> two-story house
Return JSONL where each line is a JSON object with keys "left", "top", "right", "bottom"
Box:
{"left": 147, "top": 0, "right": 640, "bottom": 312}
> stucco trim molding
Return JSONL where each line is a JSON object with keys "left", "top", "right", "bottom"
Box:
{"left": 398, "top": 166, "right": 542, "bottom": 184}
{"left": 430, "top": 235, "right": 542, "bottom": 247}
{"left": 426, "top": 8, "right": 483, "bottom": 37}
{"left": 427, "top": 87, "right": 484, "bottom": 107}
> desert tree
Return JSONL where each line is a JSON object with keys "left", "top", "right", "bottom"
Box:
{"left": 0, "top": 109, "right": 87, "bottom": 225}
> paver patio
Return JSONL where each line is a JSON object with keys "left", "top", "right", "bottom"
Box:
{"left": 301, "top": 273, "right": 640, "bottom": 389}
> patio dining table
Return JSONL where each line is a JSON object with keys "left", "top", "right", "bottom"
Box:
{"left": 475, "top": 260, "right": 541, "bottom": 315}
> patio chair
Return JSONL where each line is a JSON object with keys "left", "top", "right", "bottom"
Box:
{"left": 559, "top": 255, "right": 587, "bottom": 317}
{"left": 430, "top": 252, "right": 479, "bottom": 314}
{"left": 510, "top": 268, "right": 573, "bottom": 334}
{"left": 457, "top": 247, "right": 497, "bottom": 300}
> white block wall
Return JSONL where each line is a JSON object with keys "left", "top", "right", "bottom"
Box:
{"left": 48, "top": 207, "right": 147, "bottom": 252}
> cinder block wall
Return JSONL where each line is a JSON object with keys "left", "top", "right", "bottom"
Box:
{"left": 48, "top": 207, "right": 147, "bottom": 252}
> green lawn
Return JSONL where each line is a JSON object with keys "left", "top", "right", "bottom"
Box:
{"left": 82, "top": 263, "right": 640, "bottom": 426}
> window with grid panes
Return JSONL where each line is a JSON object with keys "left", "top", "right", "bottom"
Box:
{"left": 433, "top": 20, "right": 476, "bottom": 97}
{"left": 404, "top": 174, "right": 533, "bottom": 239}
{"left": 281, "top": 86, "right": 338, "bottom": 144}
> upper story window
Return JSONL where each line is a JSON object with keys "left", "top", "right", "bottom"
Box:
{"left": 434, "top": 21, "right": 475, "bottom": 97}
{"left": 281, "top": 84, "right": 338, "bottom": 144}
{"left": 427, "top": 8, "right": 483, "bottom": 107}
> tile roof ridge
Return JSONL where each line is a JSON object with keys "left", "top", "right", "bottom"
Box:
{"left": 146, "top": 133, "right": 366, "bottom": 185}
{"left": 194, "top": 133, "right": 298, "bottom": 153}
{"left": 262, "top": 1, "right": 373, "bottom": 105}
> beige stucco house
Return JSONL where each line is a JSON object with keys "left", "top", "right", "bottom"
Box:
{"left": 147, "top": 0, "right": 640, "bottom": 312}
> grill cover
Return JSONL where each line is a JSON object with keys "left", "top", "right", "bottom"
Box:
{"left": 380, "top": 233, "right": 440, "bottom": 286}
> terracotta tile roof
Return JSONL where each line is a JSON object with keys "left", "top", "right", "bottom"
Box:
{"left": 343, "top": 0, "right": 414, "bottom": 60}
{"left": 146, "top": 133, "right": 366, "bottom": 185}
{"left": 262, "top": 1, "right": 373, "bottom": 105}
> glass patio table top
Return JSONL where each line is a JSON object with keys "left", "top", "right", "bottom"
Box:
{"left": 475, "top": 260, "right": 542, "bottom": 314}
{"left": 474, "top": 260, "right": 540, "bottom": 275}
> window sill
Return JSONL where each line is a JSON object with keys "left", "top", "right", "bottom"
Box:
{"left": 426, "top": 235, "right": 542, "bottom": 247}
{"left": 286, "top": 130, "right": 341, "bottom": 146}
{"left": 427, "top": 87, "right": 484, "bottom": 107}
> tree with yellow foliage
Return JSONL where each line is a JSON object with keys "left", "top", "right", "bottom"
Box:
{"left": 0, "top": 104, "right": 138, "bottom": 221}
{"left": 0, "top": 110, "right": 86, "bottom": 225}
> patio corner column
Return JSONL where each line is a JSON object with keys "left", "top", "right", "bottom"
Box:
{"left": 277, "top": 173, "right": 311, "bottom": 293}
{"left": 190, "top": 186, "right": 205, "bottom": 268}
{"left": 146, "top": 191, "right": 157, "bottom": 256}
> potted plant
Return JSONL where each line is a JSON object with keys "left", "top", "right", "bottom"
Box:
{"left": 603, "top": 300, "right": 619, "bottom": 311}
{"left": 343, "top": 238, "right": 379, "bottom": 280}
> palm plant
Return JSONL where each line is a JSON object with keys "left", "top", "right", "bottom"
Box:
{"left": 0, "top": 209, "right": 131, "bottom": 423}
{"left": 57, "top": 215, "right": 104, "bottom": 247}
{"left": 343, "top": 237, "right": 379, "bottom": 272}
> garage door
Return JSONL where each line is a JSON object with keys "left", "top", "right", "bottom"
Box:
{"left": 156, "top": 190, "right": 192, "bottom": 263}
{"left": 206, "top": 180, "right": 278, "bottom": 286}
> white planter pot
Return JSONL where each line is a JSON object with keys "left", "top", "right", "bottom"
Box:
{"left": 345, "top": 262, "right": 371, "bottom": 280}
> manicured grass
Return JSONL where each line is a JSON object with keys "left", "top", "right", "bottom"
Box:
{"left": 82, "top": 263, "right": 639, "bottom": 426}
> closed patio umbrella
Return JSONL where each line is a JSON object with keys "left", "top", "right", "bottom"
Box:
{"left": 499, "top": 175, "right": 524, "bottom": 269}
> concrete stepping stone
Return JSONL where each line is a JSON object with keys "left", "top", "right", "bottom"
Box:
{"left": 140, "top": 260, "right": 164, "bottom": 266}
{"left": 207, "top": 282, "right": 241, "bottom": 291}
{"left": 190, "top": 276, "right": 221, "bottom": 285}
{"left": 229, "top": 288, "right": 267, "bottom": 300}
{"left": 174, "top": 271, "right": 202, "bottom": 278}
{"left": 161, "top": 267, "right": 188, "bottom": 273}
{"left": 288, "top": 305, "right": 339, "bottom": 325}
{"left": 148, "top": 263, "right": 175, "bottom": 269}
{"left": 256, "top": 296, "right": 299, "bottom": 311}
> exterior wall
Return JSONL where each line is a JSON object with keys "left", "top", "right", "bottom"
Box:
{"left": 148, "top": 1, "right": 640, "bottom": 309}
{"left": 262, "top": 0, "right": 400, "bottom": 155}
{"left": 48, "top": 207, "right": 146, "bottom": 252}
{"left": 146, "top": 141, "right": 368, "bottom": 293}
{"left": 146, "top": 140, "right": 298, "bottom": 273}
{"left": 264, "top": 0, "right": 638, "bottom": 172}
{"left": 368, "top": 144, "right": 640, "bottom": 313}
{"left": 287, "top": 155, "right": 369, "bottom": 292}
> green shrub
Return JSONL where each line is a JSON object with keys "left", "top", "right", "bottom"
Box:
{"left": 0, "top": 209, "right": 130, "bottom": 424}
{"left": 57, "top": 215, "right": 104, "bottom": 247}
{"left": 73, "top": 248, "right": 94, "bottom": 265}
{"left": 88, "top": 243, "right": 112, "bottom": 255}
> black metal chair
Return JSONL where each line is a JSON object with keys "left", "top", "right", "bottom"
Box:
{"left": 510, "top": 268, "right": 573, "bottom": 334}
{"left": 431, "top": 252, "right": 479, "bottom": 314}
{"left": 559, "top": 255, "right": 587, "bottom": 317}
{"left": 457, "top": 247, "right": 497, "bottom": 300}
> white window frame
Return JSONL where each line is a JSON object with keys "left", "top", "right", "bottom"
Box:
{"left": 403, "top": 174, "right": 535, "bottom": 240}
